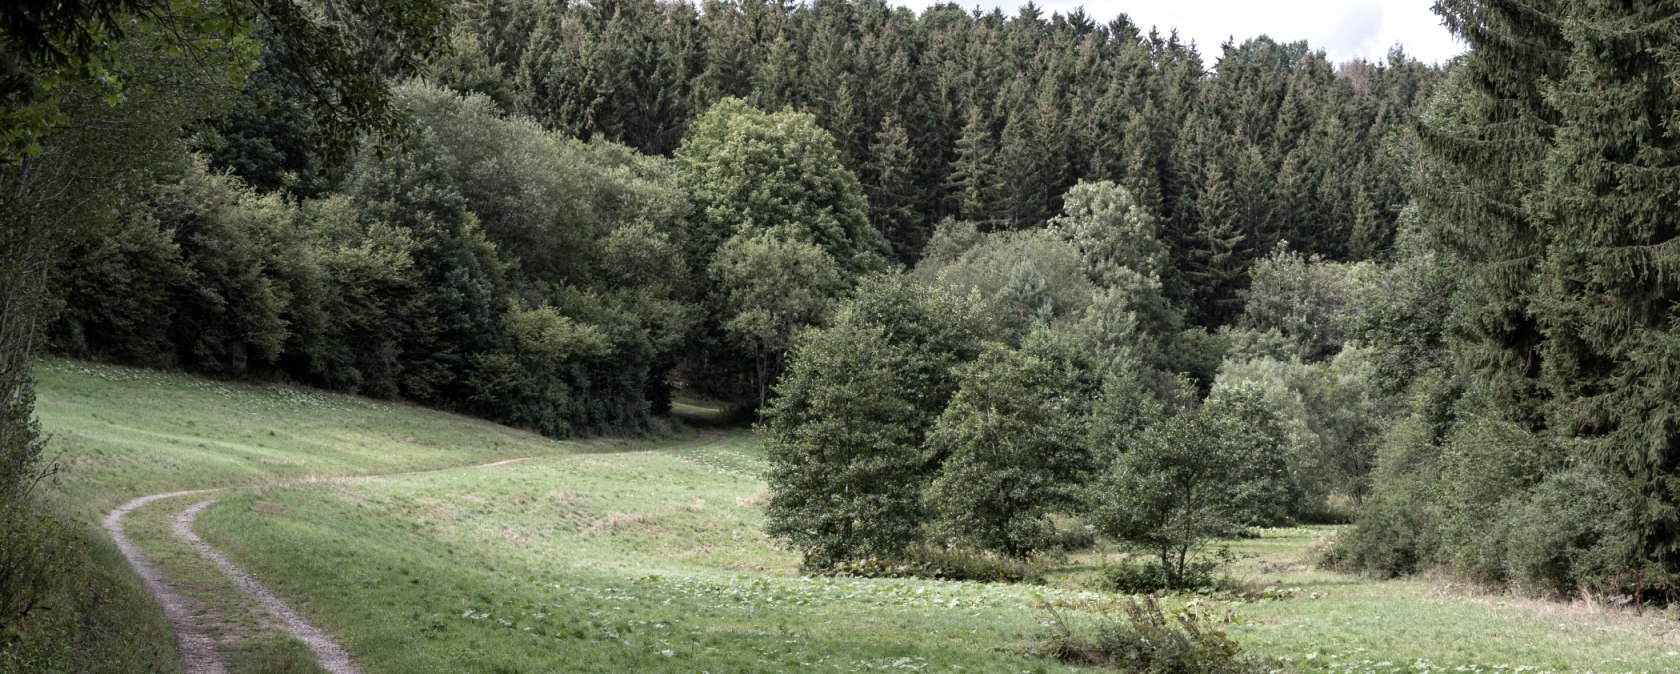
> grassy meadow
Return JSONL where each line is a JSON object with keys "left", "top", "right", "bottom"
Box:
{"left": 33, "top": 359, "right": 1680, "bottom": 673}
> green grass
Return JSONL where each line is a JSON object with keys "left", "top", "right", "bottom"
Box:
{"left": 669, "top": 395, "right": 748, "bottom": 428}
{"left": 35, "top": 359, "right": 610, "bottom": 519}
{"left": 32, "top": 359, "right": 1680, "bottom": 673}
{"left": 26, "top": 358, "right": 644, "bottom": 674}
{"left": 196, "top": 433, "right": 1095, "bottom": 673}
{"left": 120, "top": 491, "right": 329, "bottom": 674}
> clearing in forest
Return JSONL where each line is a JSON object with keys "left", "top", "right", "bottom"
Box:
{"left": 36, "top": 360, "right": 1680, "bottom": 673}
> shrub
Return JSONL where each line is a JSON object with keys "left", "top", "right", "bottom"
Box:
{"left": 1103, "top": 560, "right": 1218, "bottom": 594}
{"left": 1040, "top": 596, "right": 1272, "bottom": 673}
{"left": 820, "top": 544, "right": 1054, "bottom": 584}
{"left": 1326, "top": 406, "right": 1452, "bottom": 577}
{"left": 1502, "top": 466, "right": 1643, "bottom": 599}
{"left": 1320, "top": 473, "right": 1443, "bottom": 577}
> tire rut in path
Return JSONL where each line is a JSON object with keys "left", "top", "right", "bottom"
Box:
{"left": 106, "top": 454, "right": 554, "bottom": 673}
{"left": 175, "top": 499, "right": 362, "bottom": 674}
{"left": 103, "top": 491, "right": 230, "bottom": 674}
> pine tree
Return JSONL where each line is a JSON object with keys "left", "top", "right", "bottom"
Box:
{"left": 1182, "top": 160, "right": 1248, "bottom": 326}
{"left": 1000, "top": 259, "right": 1054, "bottom": 335}
{"left": 1527, "top": 0, "right": 1680, "bottom": 593}
{"left": 513, "top": 4, "right": 600, "bottom": 138}
{"left": 695, "top": 0, "right": 758, "bottom": 103}
{"left": 1229, "top": 134, "right": 1277, "bottom": 254}
{"left": 994, "top": 78, "right": 1044, "bottom": 229}
{"left": 1347, "top": 0, "right": 1680, "bottom": 597}
{"left": 946, "top": 106, "right": 1004, "bottom": 228}
{"left": 864, "top": 115, "right": 922, "bottom": 262}
{"left": 750, "top": 34, "right": 803, "bottom": 111}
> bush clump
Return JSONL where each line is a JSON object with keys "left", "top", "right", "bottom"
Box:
{"left": 818, "top": 544, "right": 1054, "bottom": 584}
{"left": 1103, "top": 559, "right": 1219, "bottom": 594}
{"left": 1040, "top": 596, "right": 1272, "bottom": 673}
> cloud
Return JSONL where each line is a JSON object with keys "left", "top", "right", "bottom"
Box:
{"left": 893, "top": 0, "right": 1466, "bottom": 65}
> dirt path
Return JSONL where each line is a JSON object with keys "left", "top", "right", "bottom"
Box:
{"left": 174, "top": 499, "right": 361, "bottom": 674}
{"left": 103, "top": 490, "right": 229, "bottom": 674}
{"left": 104, "top": 454, "right": 551, "bottom": 674}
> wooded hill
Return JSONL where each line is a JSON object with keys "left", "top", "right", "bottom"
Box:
{"left": 9, "top": 0, "right": 1680, "bottom": 670}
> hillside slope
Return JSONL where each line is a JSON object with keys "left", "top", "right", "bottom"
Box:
{"left": 31, "top": 360, "right": 1680, "bottom": 673}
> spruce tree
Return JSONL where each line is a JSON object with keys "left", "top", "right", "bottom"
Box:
{"left": 1182, "top": 160, "right": 1248, "bottom": 327}
{"left": 1528, "top": 0, "right": 1680, "bottom": 592}
{"left": 947, "top": 106, "right": 1004, "bottom": 228}
{"left": 750, "top": 34, "right": 803, "bottom": 112}
{"left": 864, "top": 115, "right": 923, "bottom": 262}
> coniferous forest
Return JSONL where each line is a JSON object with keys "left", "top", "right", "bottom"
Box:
{"left": 4, "top": 0, "right": 1680, "bottom": 671}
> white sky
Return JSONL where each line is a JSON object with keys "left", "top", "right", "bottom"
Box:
{"left": 893, "top": 1, "right": 1466, "bottom": 66}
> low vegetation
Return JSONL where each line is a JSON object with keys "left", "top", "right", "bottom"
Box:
{"left": 8, "top": 363, "right": 1680, "bottom": 673}
{"left": 1041, "top": 596, "right": 1271, "bottom": 673}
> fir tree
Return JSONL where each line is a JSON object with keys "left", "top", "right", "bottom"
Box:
{"left": 1182, "top": 160, "right": 1248, "bottom": 327}
{"left": 864, "top": 115, "right": 923, "bottom": 261}
{"left": 946, "top": 106, "right": 1004, "bottom": 228}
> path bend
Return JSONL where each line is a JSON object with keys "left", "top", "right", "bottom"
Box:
{"left": 103, "top": 454, "right": 547, "bottom": 674}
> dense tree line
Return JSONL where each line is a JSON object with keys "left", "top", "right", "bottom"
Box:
{"left": 763, "top": 182, "right": 1382, "bottom": 580}
{"left": 1331, "top": 0, "right": 1680, "bottom": 602}
{"left": 385, "top": 0, "right": 1440, "bottom": 324}
{"left": 45, "top": 83, "right": 895, "bottom": 438}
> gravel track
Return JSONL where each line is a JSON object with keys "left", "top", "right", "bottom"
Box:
{"left": 103, "top": 490, "right": 230, "bottom": 674}
{"left": 174, "top": 499, "right": 362, "bottom": 674}
{"left": 104, "top": 454, "right": 548, "bottom": 674}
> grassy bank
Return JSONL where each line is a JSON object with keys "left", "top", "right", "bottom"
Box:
{"left": 24, "top": 360, "right": 1680, "bottom": 673}
{"left": 18, "top": 359, "right": 594, "bottom": 673}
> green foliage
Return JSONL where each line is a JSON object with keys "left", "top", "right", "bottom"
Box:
{"left": 345, "top": 128, "right": 507, "bottom": 403}
{"left": 674, "top": 97, "right": 890, "bottom": 275}
{"left": 1502, "top": 466, "right": 1643, "bottom": 599}
{"left": 457, "top": 1, "right": 1435, "bottom": 265}
{"left": 397, "top": 81, "right": 596, "bottom": 282}
{"left": 289, "top": 197, "right": 423, "bottom": 397}
{"left": 925, "top": 342, "right": 1093, "bottom": 558}
{"left": 1101, "top": 559, "right": 1218, "bottom": 595}
{"left": 1041, "top": 596, "right": 1270, "bottom": 673}
{"left": 1050, "top": 180, "right": 1168, "bottom": 287}
{"left": 914, "top": 228, "right": 1094, "bottom": 340}
{"left": 1239, "top": 242, "right": 1375, "bottom": 362}
{"left": 1160, "top": 328, "right": 1228, "bottom": 395}
{"left": 1350, "top": 212, "right": 1454, "bottom": 396}
{"left": 763, "top": 276, "right": 984, "bottom": 568}
{"left": 710, "top": 230, "right": 844, "bottom": 407}
{"left": 0, "top": 378, "right": 53, "bottom": 634}
{"left": 1214, "top": 344, "right": 1395, "bottom": 517}
{"left": 819, "top": 544, "right": 1053, "bottom": 584}
{"left": 1043, "top": 178, "right": 1193, "bottom": 385}
{"left": 48, "top": 209, "right": 185, "bottom": 366}
{"left": 48, "top": 84, "right": 700, "bottom": 437}
{"left": 1342, "top": 0, "right": 1680, "bottom": 601}
{"left": 864, "top": 115, "right": 924, "bottom": 261}
{"left": 673, "top": 96, "right": 889, "bottom": 404}
{"left": 153, "top": 158, "right": 296, "bottom": 371}
{"left": 1, "top": 0, "right": 450, "bottom": 162}
{"left": 1324, "top": 401, "right": 1452, "bottom": 578}
{"left": 762, "top": 320, "right": 925, "bottom": 568}
{"left": 1089, "top": 385, "right": 1292, "bottom": 587}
